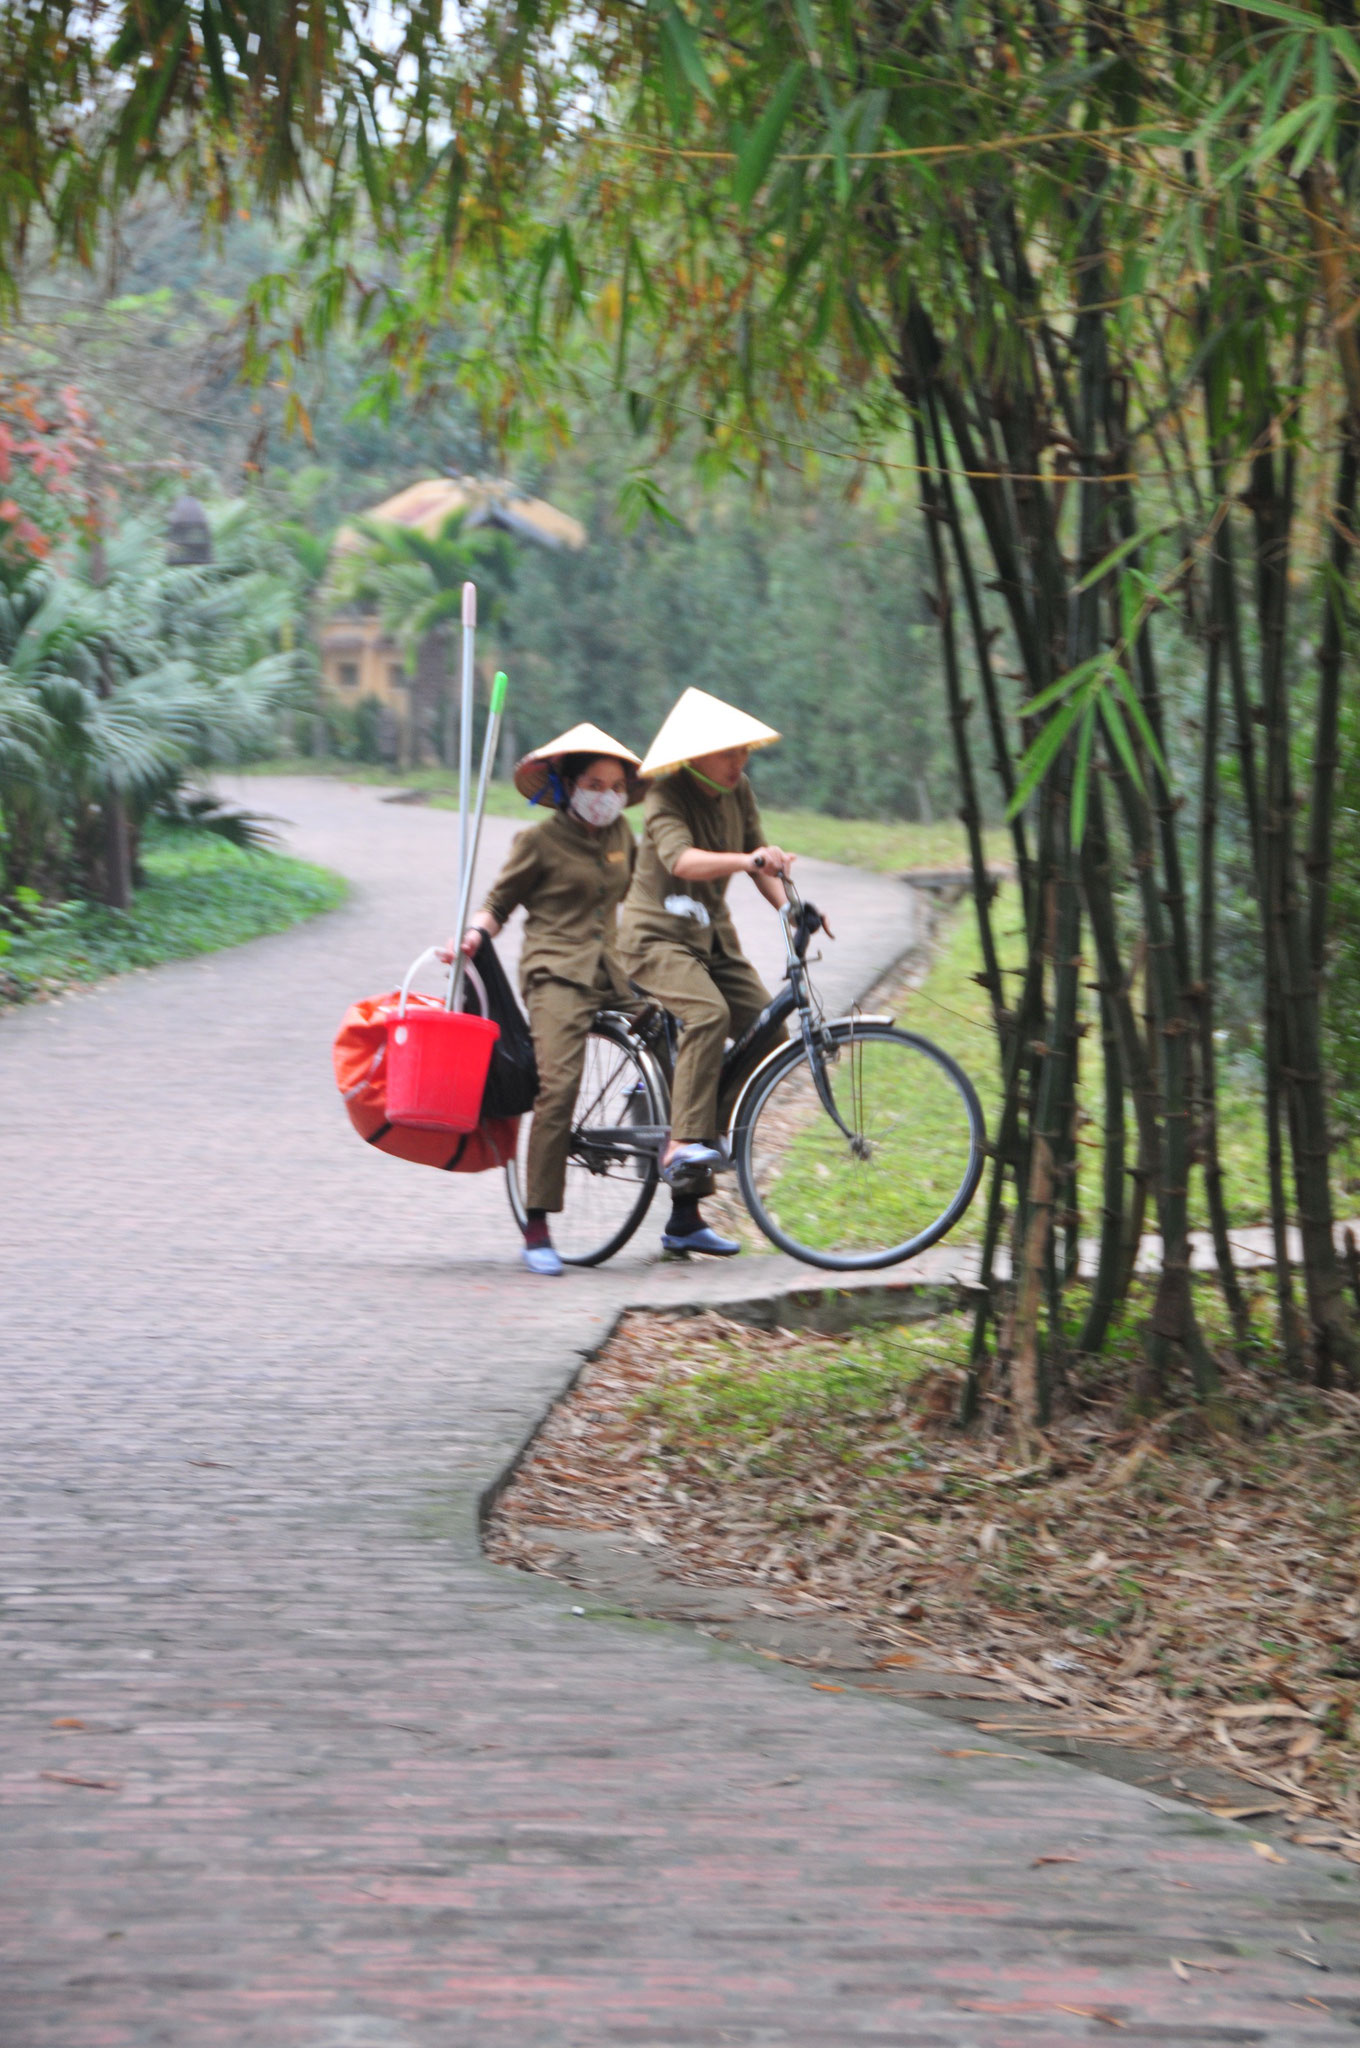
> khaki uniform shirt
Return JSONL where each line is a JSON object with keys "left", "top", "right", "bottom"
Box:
{"left": 481, "top": 808, "right": 636, "bottom": 997}
{"left": 620, "top": 770, "right": 765, "bottom": 959}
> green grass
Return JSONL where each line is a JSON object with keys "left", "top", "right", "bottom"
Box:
{"left": 251, "top": 757, "right": 1011, "bottom": 872}
{"left": 759, "top": 876, "right": 1360, "bottom": 1248}
{"left": 871, "top": 882, "right": 1360, "bottom": 1232}
{"left": 0, "top": 830, "right": 347, "bottom": 1007}
{"left": 760, "top": 810, "right": 1010, "bottom": 875}
{"left": 637, "top": 1318, "right": 943, "bottom": 1477}
{"left": 753, "top": 1027, "right": 988, "bottom": 1255}
{"left": 753, "top": 885, "right": 1009, "bottom": 1256}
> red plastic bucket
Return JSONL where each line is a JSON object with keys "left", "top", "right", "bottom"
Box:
{"left": 386, "top": 1008, "right": 500, "bottom": 1133}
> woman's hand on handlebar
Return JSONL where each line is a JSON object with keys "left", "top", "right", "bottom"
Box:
{"left": 750, "top": 845, "right": 796, "bottom": 878}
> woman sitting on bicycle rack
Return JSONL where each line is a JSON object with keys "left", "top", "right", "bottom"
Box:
{"left": 621, "top": 687, "right": 797, "bottom": 1259}
{"left": 447, "top": 724, "right": 647, "bottom": 1278}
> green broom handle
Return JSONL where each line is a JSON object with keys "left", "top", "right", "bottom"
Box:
{"left": 447, "top": 669, "right": 508, "bottom": 1014}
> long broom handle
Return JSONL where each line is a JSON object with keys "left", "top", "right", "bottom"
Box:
{"left": 458, "top": 581, "right": 476, "bottom": 901}
{"left": 447, "top": 669, "right": 508, "bottom": 1014}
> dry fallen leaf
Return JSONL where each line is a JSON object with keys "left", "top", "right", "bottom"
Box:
{"left": 1032, "top": 1854, "right": 1080, "bottom": 1867}
{"left": 1250, "top": 1839, "right": 1288, "bottom": 1864}
{"left": 1216, "top": 1702, "right": 1311, "bottom": 1722}
{"left": 1171, "top": 1958, "right": 1190, "bottom": 1982}
{"left": 50, "top": 1718, "right": 85, "bottom": 1729}
{"left": 39, "top": 1770, "right": 120, "bottom": 1791}
{"left": 1116, "top": 1635, "right": 1158, "bottom": 1679}
{"left": 488, "top": 1302, "right": 1360, "bottom": 1858}
{"left": 875, "top": 1651, "right": 918, "bottom": 1668}
{"left": 937, "top": 1747, "right": 1035, "bottom": 1761}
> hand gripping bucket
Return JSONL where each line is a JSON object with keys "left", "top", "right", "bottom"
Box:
{"left": 386, "top": 948, "right": 500, "bottom": 1133}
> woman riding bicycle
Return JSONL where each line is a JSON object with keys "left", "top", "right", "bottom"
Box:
{"left": 449, "top": 723, "right": 647, "bottom": 1277}
{"left": 620, "top": 688, "right": 797, "bottom": 1259}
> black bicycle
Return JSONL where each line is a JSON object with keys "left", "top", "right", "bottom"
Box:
{"left": 505, "top": 872, "right": 985, "bottom": 1270}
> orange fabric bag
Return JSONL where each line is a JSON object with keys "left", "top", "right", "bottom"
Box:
{"left": 333, "top": 988, "right": 519, "bottom": 1172}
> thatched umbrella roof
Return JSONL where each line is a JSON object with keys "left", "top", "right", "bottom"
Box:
{"left": 336, "top": 475, "right": 586, "bottom": 554}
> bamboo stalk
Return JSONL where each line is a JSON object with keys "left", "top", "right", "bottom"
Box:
{"left": 922, "top": 380, "right": 1035, "bottom": 921}
{"left": 1305, "top": 422, "right": 1359, "bottom": 979}
{"left": 1077, "top": 788, "right": 1129, "bottom": 1357}
{"left": 1198, "top": 533, "right": 1250, "bottom": 1344}
{"left": 909, "top": 409, "right": 1007, "bottom": 1038}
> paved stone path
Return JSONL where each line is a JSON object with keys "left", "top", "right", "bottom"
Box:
{"left": 4, "top": 776, "right": 1359, "bottom": 2047}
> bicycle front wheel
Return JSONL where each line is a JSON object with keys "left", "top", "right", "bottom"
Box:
{"left": 506, "top": 1017, "right": 666, "bottom": 1267}
{"left": 733, "top": 1023, "right": 985, "bottom": 1271}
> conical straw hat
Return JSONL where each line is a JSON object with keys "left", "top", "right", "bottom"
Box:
{"left": 638, "top": 688, "right": 781, "bottom": 781}
{"left": 513, "top": 722, "right": 647, "bottom": 807}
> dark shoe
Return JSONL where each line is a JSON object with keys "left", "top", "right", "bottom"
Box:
{"left": 660, "top": 1224, "right": 741, "bottom": 1257}
{"left": 661, "top": 1142, "right": 726, "bottom": 1183}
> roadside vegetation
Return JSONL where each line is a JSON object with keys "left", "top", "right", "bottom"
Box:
{"left": 0, "top": 827, "right": 345, "bottom": 1007}
{"left": 894, "top": 891, "right": 1360, "bottom": 1235}
{"left": 489, "top": 1300, "right": 1360, "bottom": 1856}
{"left": 0, "top": 385, "right": 338, "bottom": 1005}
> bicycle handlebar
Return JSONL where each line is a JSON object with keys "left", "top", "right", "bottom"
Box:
{"left": 751, "top": 856, "right": 826, "bottom": 962}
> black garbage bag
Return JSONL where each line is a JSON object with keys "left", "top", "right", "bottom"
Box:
{"left": 459, "top": 935, "right": 539, "bottom": 1119}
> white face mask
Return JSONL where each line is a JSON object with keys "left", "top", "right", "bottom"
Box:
{"left": 570, "top": 785, "right": 626, "bottom": 829}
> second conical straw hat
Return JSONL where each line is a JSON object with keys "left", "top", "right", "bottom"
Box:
{"left": 638, "top": 688, "right": 782, "bottom": 781}
{"left": 513, "top": 722, "right": 647, "bottom": 806}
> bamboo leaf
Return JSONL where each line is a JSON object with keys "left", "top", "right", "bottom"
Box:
{"left": 1073, "top": 524, "right": 1171, "bottom": 594}
{"left": 558, "top": 224, "right": 586, "bottom": 314}
{"left": 659, "top": 1, "right": 715, "bottom": 107}
{"left": 1234, "top": 0, "right": 1328, "bottom": 26}
{"left": 1290, "top": 99, "right": 1336, "bottom": 176}
{"left": 354, "top": 115, "right": 385, "bottom": 219}
{"left": 618, "top": 470, "right": 683, "bottom": 531}
{"left": 790, "top": 0, "right": 822, "bottom": 63}
{"left": 1108, "top": 661, "right": 1171, "bottom": 784}
{"left": 1226, "top": 96, "right": 1316, "bottom": 180}
{"left": 1070, "top": 700, "right": 1096, "bottom": 849}
{"left": 734, "top": 64, "right": 806, "bottom": 214}
{"left": 1326, "top": 23, "right": 1360, "bottom": 85}
{"left": 199, "top": 3, "right": 233, "bottom": 112}
{"left": 1020, "top": 654, "right": 1107, "bottom": 717}
{"left": 1097, "top": 693, "right": 1147, "bottom": 798}
{"left": 1007, "top": 696, "right": 1083, "bottom": 819}
{"left": 614, "top": 237, "right": 633, "bottom": 382}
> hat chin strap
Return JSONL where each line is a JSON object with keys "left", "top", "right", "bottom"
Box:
{"left": 684, "top": 763, "right": 729, "bottom": 794}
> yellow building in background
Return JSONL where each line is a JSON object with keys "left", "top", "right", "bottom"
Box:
{"left": 318, "top": 475, "right": 586, "bottom": 765}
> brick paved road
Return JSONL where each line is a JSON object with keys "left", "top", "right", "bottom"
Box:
{"left": 4, "top": 777, "right": 1358, "bottom": 2047}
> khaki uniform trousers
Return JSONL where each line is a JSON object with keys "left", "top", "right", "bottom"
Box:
{"left": 524, "top": 969, "right": 618, "bottom": 1214}
{"left": 625, "top": 935, "right": 773, "bottom": 1194}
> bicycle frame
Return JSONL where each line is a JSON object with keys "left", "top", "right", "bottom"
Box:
{"left": 571, "top": 872, "right": 891, "bottom": 1171}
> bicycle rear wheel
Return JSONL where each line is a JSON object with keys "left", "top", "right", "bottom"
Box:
{"left": 733, "top": 1022, "right": 985, "bottom": 1271}
{"left": 505, "top": 1017, "right": 666, "bottom": 1266}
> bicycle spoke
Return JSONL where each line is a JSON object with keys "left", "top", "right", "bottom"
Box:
{"left": 508, "top": 1021, "right": 662, "bottom": 1266}
{"left": 736, "top": 1026, "right": 984, "bottom": 1270}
